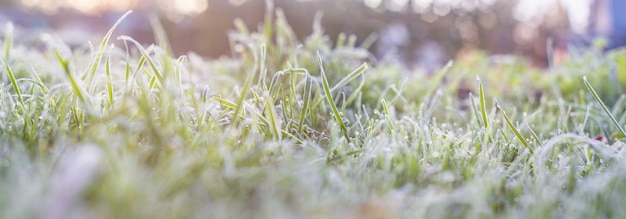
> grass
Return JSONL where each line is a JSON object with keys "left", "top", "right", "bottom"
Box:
{"left": 2, "top": 8, "right": 626, "bottom": 219}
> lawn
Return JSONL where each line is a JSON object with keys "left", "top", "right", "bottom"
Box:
{"left": 2, "top": 9, "right": 626, "bottom": 219}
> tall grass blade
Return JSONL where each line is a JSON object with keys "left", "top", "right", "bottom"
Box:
{"left": 85, "top": 10, "right": 132, "bottom": 86}
{"left": 118, "top": 36, "right": 163, "bottom": 85}
{"left": 4, "top": 23, "right": 13, "bottom": 63}
{"left": 230, "top": 45, "right": 259, "bottom": 124}
{"left": 501, "top": 103, "right": 533, "bottom": 154}
{"left": 583, "top": 76, "right": 626, "bottom": 138}
{"left": 478, "top": 78, "right": 489, "bottom": 128}
{"left": 318, "top": 51, "right": 350, "bottom": 142}
{"left": 2, "top": 58, "right": 23, "bottom": 106}
{"left": 298, "top": 74, "right": 312, "bottom": 132}
{"left": 330, "top": 62, "right": 368, "bottom": 92}
{"left": 265, "top": 93, "right": 282, "bottom": 141}
{"left": 105, "top": 46, "right": 114, "bottom": 107}
{"left": 52, "top": 48, "right": 90, "bottom": 108}
{"left": 382, "top": 99, "right": 394, "bottom": 136}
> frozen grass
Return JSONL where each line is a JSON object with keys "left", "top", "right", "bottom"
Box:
{"left": 2, "top": 8, "right": 626, "bottom": 219}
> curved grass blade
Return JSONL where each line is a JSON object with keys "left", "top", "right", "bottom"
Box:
{"left": 118, "top": 36, "right": 163, "bottom": 85}
{"left": 584, "top": 76, "right": 626, "bottom": 138}
{"left": 501, "top": 104, "right": 533, "bottom": 154}
{"left": 265, "top": 93, "right": 282, "bottom": 141}
{"left": 317, "top": 51, "right": 350, "bottom": 142}
{"left": 230, "top": 45, "right": 259, "bottom": 124}
{"left": 478, "top": 77, "right": 488, "bottom": 128}
{"left": 2, "top": 58, "right": 23, "bottom": 106}
{"left": 298, "top": 73, "right": 312, "bottom": 132}
{"left": 4, "top": 23, "right": 13, "bottom": 63}
{"left": 469, "top": 93, "right": 481, "bottom": 127}
{"left": 52, "top": 47, "right": 91, "bottom": 108}
{"left": 344, "top": 76, "right": 365, "bottom": 107}
{"left": 105, "top": 46, "right": 114, "bottom": 107}
{"left": 382, "top": 99, "right": 394, "bottom": 136}
{"left": 330, "top": 62, "right": 368, "bottom": 92}
{"left": 85, "top": 10, "right": 132, "bottom": 86}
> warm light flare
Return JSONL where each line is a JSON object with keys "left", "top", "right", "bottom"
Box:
{"left": 173, "top": 0, "right": 208, "bottom": 15}
{"left": 15, "top": 0, "right": 591, "bottom": 30}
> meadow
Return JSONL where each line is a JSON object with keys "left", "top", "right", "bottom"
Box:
{"left": 2, "top": 9, "right": 626, "bottom": 219}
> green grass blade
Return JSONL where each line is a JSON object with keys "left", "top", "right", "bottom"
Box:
{"left": 105, "top": 47, "right": 114, "bottom": 107}
{"left": 298, "top": 74, "right": 312, "bottom": 132}
{"left": 118, "top": 36, "right": 163, "bottom": 85}
{"left": 85, "top": 10, "right": 132, "bottom": 86}
{"left": 336, "top": 33, "right": 346, "bottom": 48}
{"left": 478, "top": 77, "right": 489, "bottom": 128}
{"left": 4, "top": 23, "right": 13, "bottom": 63}
{"left": 230, "top": 45, "right": 259, "bottom": 124}
{"left": 318, "top": 51, "right": 350, "bottom": 142}
{"left": 2, "top": 58, "right": 23, "bottom": 106}
{"left": 269, "top": 70, "right": 284, "bottom": 97}
{"left": 258, "top": 43, "right": 268, "bottom": 89}
{"left": 344, "top": 75, "right": 365, "bottom": 107}
{"left": 381, "top": 99, "right": 394, "bottom": 136}
{"left": 265, "top": 93, "right": 282, "bottom": 141}
{"left": 212, "top": 97, "right": 238, "bottom": 110}
{"left": 52, "top": 48, "right": 90, "bottom": 108}
{"left": 347, "top": 34, "right": 357, "bottom": 48}
{"left": 501, "top": 103, "right": 533, "bottom": 154}
{"left": 469, "top": 93, "right": 481, "bottom": 127}
{"left": 330, "top": 62, "right": 368, "bottom": 92}
{"left": 584, "top": 76, "right": 626, "bottom": 138}
{"left": 29, "top": 66, "right": 48, "bottom": 95}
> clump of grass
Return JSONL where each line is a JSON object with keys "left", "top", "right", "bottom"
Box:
{"left": 1, "top": 6, "right": 626, "bottom": 219}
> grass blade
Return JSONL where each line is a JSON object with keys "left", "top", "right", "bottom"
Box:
{"left": 381, "top": 99, "right": 394, "bottom": 136}
{"left": 298, "top": 74, "right": 312, "bottom": 132}
{"left": 265, "top": 93, "right": 282, "bottom": 141}
{"left": 583, "top": 76, "right": 626, "bottom": 138}
{"left": 105, "top": 46, "right": 114, "bottom": 107}
{"left": 330, "top": 62, "right": 368, "bottom": 92}
{"left": 230, "top": 44, "right": 259, "bottom": 124}
{"left": 4, "top": 23, "right": 13, "bottom": 63}
{"left": 318, "top": 51, "right": 350, "bottom": 142}
{"left": 2, "top": 58, "right": 23, "bottom": 106}
{"left": 478, "top": 77, "right": 488, "bottom": 128}
{"left": 51, "top": 47, "right": 90, "bottom": 108}
{"left": 85, "top": 10, "right": 132, "bottom": 86}
{"left": 118, "top": 36, "right": 163, "bottom": 85}
{"left": 469, "top": 93, "right": 481, "bottom": 127}
{"left": 500, "top": 103, "right": 533, "bottom": 154}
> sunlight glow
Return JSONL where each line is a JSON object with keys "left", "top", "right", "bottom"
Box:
{"left": 364, "top": 0, "right": 383, "bottom": 9}
{"left": 387, "top": 0, "right": 409, "bottom": 11}
{"left": 173, "top": 0, "right": 208, "bottom": 15}
{"left": 561, "top": 0, "right": 591, "bottom": 33}
{"left": 412, "top": 0, "right": 433, "bottom": 13}
{"left": 15, "top": 0, "right": 591, "bottom": 31}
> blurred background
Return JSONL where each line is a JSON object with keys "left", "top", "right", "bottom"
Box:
{"left": 1, "top": 0, "right": 625, "bottom": 70}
